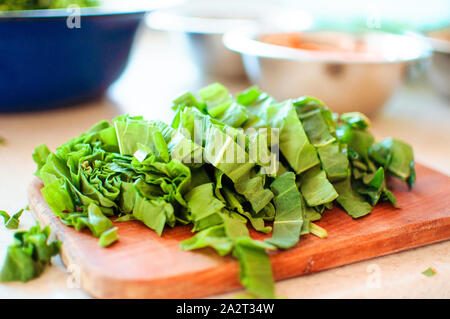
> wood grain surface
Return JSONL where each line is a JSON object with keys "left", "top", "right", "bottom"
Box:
{"left": 28, "top": 163, "right": 450, "bottom": 299}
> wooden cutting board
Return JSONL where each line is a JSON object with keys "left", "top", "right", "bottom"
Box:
{"left": 28, "top": 163, "right": 450, "bottom": 299}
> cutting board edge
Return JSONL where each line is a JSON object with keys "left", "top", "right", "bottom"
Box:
{"left": 62, "top": 218, "right": 450, "bottom": 299}
{"left": 27, "top": 168, "right": 450, "bottom": 298}
{"left": 270, "top": 217, "right": 450, "bottom": 279}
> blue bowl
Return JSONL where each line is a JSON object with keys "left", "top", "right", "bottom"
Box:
{"left": 0, "top": 8, "right": 146, "bottom": 112}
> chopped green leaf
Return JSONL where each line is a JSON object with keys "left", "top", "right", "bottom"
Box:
{"left": 300, "top": 108, "right": 336, "bottom": 147}
{"left": 274, "top": 101, "right": 320, "bottom": 174}
{"left": 233, "top": 237, "right": 275, "bottom": 299}
{"left": 309, "top": 222, "right": 328, "bottom": 239}
{"left": 334, "top": 176, "right": 373, "bottom": 218}
{"left": 87, "top": 203, "right": 114, "bottom": 237}
{"left": 266, "top": 172, "right": 304, "bottom": 249}
{"left": 185, "top": 183, "right": 225, "bottom": 231}
{"left": 421, "top": 267, "right": 436, "bottom": 277}
{"left": 198, "top": 83, "right": 233, "bottom": 118}
{"left": 32, "top": 144, "right": 51, "bottom": 177}
{"left": 0, "top": 223, "right": 61, "bottom": 282}
{"left": 317, "top": 142, "right": 349, "bottom": 182}
{"left": 299, "top": 166, "right": 338, "bottom": 207}
{"left": 133, "top": 192, "right": 174, "bottom": 236}
{"left": 0, "top": 208, "right": 24, "bottom": 230}
{"left": 370, "top": 138, "right": 415, "bottom": 188}
{"left": 180, "top": 225, "right": 233, "bottom": 256}
{"left": 234, "top": 174, "right": 274, "bottom": 214}
{"left": 340, "top": 112, "right": 371, "bottom": 129}
{"left": 99, "top": 227, "right": 119, "bottom": 247}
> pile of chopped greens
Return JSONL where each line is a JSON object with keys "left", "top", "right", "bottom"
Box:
{"left": 0, "top": 0, "right": 98, "bottom": 11}
{"left": 31, "top": 83, "right": 415, "bottom": 298}
{"left": 0, "top": 222, "right": 60, "bottom": 282}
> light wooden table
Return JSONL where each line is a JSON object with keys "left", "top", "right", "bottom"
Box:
{"left": 0, "top": 28, "right": 449, "bottom": 299}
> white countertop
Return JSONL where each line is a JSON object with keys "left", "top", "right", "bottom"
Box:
{"left": 0, "top": 28, "right": 449, "bottom": 299}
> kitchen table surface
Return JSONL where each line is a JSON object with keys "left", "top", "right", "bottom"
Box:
{"left": 0, "top": 28, "right": 449, "bottom": 299}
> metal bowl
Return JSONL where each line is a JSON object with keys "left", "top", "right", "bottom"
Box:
{"left": 0, "top": 0, "right": 177, "bottom": 112}
{"left": 424, "top": 28, "right": 450, "bottom": 99}
{"left": 224, "top": 28, "right": 432, "bottom": 114}
{"left": 146, "top": 0, "right": 313, "bottom": 78}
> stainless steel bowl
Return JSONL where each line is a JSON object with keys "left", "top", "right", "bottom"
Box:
{"left": 424, "top": 29, "right": 450, "bottom": 99}
{"left": 224, "top": 28, "right": 432, "bottom": 114}
{"left": 146, "top": 0, "right": 313, "bottom": 78}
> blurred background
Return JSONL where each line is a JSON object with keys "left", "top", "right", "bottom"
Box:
{"left": 0, "top": 0, "right": 449, "bottom": 112}
{"left": 0, "top": 0, "right": 449, "bottom": 298}
{"left": 0, "top": 0, "right": 449, "bottom": 167}
{"left": 117, "top": 0, "right": 449, "bottom": 114}
{"left": 0, "top": 0, "right": 448, "bottom": 172}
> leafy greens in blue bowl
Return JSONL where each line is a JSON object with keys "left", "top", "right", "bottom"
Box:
{"left": 0, "top": 1, "right": 163, "bottom": 111}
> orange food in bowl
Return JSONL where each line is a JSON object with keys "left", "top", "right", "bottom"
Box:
{"left": 260, "top": 32, "right": 367, "bottom": 53}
